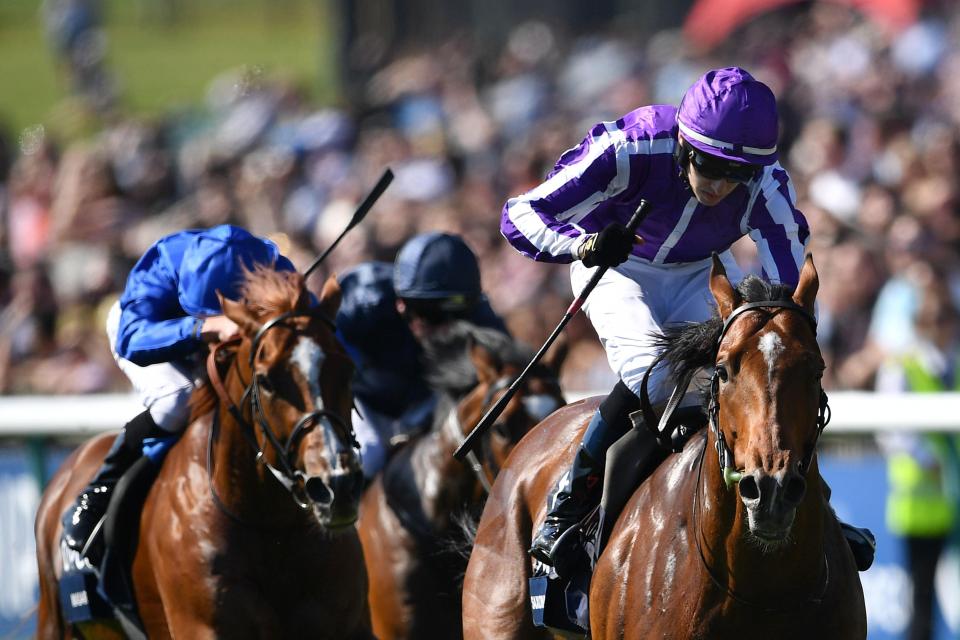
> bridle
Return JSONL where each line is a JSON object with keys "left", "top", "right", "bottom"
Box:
{"left": 693, "top": 299, "right": 832, "bottom": 610}
{"left": 205, "top": 309, "right": 358, "bottom": 511}
{"left": 708, "top": 300, "right": 831, "bottom": 489}
{"left": 444, "top": 371, "right": 561, "bottom": 495}
{"left": 443, "top": 375, "right": 512, "bottom": 494}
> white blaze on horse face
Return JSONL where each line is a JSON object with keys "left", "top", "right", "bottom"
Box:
{"left": 292, "top": 337, "right": 326, "bottom": 408}
{"left": 758, "top": 331, "right": 784, "bottom": 385}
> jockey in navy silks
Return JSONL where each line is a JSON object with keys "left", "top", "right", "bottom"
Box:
{"left": 500, "top": 67, "right": 875, "bottom": 570}
{"left": 62, "top": 224, "right": 295, "bottom": 552}
{"left": 336, "top": 232, "right": 508, "bottom": 480}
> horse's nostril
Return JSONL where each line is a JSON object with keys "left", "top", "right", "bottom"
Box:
{"left": 304, "top": 476, "right": 333, "bottom": 506}
{"left": 738, "top": 475, "right": 760, "bottom": 502}
{"left": 783, "top": 475, "right": 807, "bottom": 506}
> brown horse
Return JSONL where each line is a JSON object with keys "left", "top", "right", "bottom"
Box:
{"left": 35, "top": 268, "right": 373, "bottom": 639}
{"left": 358, "top": 324, "right": 566, "bottom": 640}
{"left": 463, "top": 255, "right": 867, "bottom": 639}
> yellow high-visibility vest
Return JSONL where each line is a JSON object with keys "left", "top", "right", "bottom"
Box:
{"left": 885, "top": 354, "right": 960, "bottom": 538}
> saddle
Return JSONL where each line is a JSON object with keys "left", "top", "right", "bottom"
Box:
{"left": 59, "top": 436, "right": 176, "bottom": 639}
{"left": 530, "top": 406, "right": 707, "bottom": 635}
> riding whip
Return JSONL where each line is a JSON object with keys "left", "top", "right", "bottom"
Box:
{"left": 304, "top": 168, "right": 394, "bottom": 277}
{"left": 454, "top": 199, "right": 651, "bottom": 461}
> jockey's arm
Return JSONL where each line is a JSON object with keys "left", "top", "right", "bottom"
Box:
{"left": 500, "top": 125, "right": 626, "bottom": 264}
{"left": 745, "top": 167, "right": 810, "bottom": 288}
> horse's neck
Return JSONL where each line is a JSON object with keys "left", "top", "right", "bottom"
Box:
{"left": 207, "top": 383, "right": 304, "bottom": 526}
{"left": 695, "top": 435, "right": 827, "bottom": 599}
{"left": 409, "top": 402, "right": 482, "bottom": 529}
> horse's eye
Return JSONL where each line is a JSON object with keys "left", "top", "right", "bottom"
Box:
{"left": 716, "top": 364, "right": 729, "bottom": 382}
{"left": 257, "top": 373, "right": 275, "bottom": 394}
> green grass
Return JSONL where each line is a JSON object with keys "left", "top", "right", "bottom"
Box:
{"left": 0, "top": 0, "right": 338, "bottom": 139}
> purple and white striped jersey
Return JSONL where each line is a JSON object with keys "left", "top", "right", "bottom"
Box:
{"left": 500, "top": 105, "right": 810, "bottom": 285}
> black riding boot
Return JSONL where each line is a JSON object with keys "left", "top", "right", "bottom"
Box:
{"left": 840, "top": 521, "right": 876, "bottom": 572}
{"left": 530, "top": 382, "right": 640, "bottom": 566}
{"left": 529, "top": 440, "right": 604, "bottom": 565}
{"left": 62, "top": 410, "right": 160, "bottom": 552}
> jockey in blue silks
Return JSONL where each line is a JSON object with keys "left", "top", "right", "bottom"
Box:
{"left": 336, "top": 232, "right": 508, "bottom": 480}
{"left": 62, "top": 224, "right": 295, "bottom": 552}
{"left": 501, "top": 67, "right": 875, "bottom": 571}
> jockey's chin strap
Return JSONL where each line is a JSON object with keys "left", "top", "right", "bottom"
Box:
{"left": 205, "top": 309, "right": 357, "bottom": 509}
{"left": 639, "top": 299, "right": 831, "bottom": 490}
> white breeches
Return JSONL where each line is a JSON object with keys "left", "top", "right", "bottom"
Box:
{"left": 570, "top": 251, "right": 743, "bottom": 406}
{"left": 106, "top": 301, "right": 202, "bottom": 432}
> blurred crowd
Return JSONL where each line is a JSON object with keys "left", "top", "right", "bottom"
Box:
{"left": 3, "top": 2, "right": 960, "bottom": 397}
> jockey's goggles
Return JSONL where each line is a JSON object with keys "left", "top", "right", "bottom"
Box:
{"left": 401, "top": 297, "right": 474, "bottom": 325}
{"left": 688, "top": 147, "right": 760, "bottom": 184}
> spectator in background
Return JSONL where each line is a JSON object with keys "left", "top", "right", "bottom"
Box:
{"left": 877, "top": 273, "right": 960, "bottom": 640}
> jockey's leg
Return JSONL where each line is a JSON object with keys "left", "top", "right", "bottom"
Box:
{"left": 62, "top": 409, "right": 166, "bottom": 551}
{"left": 63, "top": 301, "right": 199, "bottom": 552}
{"left": 530, "top": 381, "right": 643, "bottom": 565}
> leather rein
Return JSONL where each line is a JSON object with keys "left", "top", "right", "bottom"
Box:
{"left": 204, "top": 309, "right": 357, "bottom": 511}
{"left": 641, "top": 299, "right": 833, "bottom": 610}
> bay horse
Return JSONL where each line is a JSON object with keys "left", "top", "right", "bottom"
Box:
{"left": 358, "top": 323, "right": 566, "bottom": 639}
{"left": 462, "top": 255, "right": 867, "bottom": 639}
{"left": 35, "top": 268, "right": 373, "bottom": 639}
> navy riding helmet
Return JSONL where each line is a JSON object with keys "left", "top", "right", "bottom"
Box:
{"left": 393, "top": 232, "right": 482, "bottom": 316}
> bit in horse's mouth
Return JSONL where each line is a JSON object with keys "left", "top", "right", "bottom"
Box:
{"left": 311, "top": 504, "right": 359, "bottom": 532}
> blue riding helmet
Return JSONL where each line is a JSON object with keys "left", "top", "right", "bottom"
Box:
{"left": 393, "top": 233, "right": 482, "bottom": 311}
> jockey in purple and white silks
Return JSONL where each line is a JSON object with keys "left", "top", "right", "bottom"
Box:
{"left": 62, "top": 224, "right": 296, "bottom": 554}
{"left": 505, "top": 67, "right": 874, "bottom": 571}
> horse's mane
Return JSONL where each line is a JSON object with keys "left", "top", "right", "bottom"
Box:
{"left": 189, "top": 264, "right": 308, "bottom": 418}
{"left": 420, "top": 321, "right": 532, "bottom": 431}
{"left": 238, "top": 265, "right": 307, "bottom": 318}
{"left": 421, "top": 321, "right": 529, "bottom": 396}
{"left": 652, "top": 275, "right": 796, "bottom": 403}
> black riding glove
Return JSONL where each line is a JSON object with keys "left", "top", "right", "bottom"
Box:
{"left": 577, "top": 223, "right": 635, "bottom": 268}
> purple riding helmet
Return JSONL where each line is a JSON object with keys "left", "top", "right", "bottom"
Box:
{"left": 677, "top": 67, "right": 779, "bottom": 174}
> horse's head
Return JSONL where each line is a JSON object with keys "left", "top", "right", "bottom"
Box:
{"left": 708, "top": 254, "right": 827, "bottom": 547}
{"left": 423, "top": 323, "right": 565, "bottom": 487}
{"left": 219, "top": 268, "right": 364, "bottom": 530}
{"left": 458, "top": 329, "right": 566, "bottom": 482}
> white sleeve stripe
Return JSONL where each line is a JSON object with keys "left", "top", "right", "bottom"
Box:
{"left": 752, "top": 174, "right": 805, "bottom": 282}
{"left": 506, "top": 125, "right": 625, "bottom": 255}
{"left": 506, "top": 125, "right": 675, "bottom": 256}
{"left": 653, "top": 196, "right": 699, "bottom": 264}
{"left": 505, "top": 198, "right": 584, "bottom": 256}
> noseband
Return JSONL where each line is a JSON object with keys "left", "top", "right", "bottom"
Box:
{"left": 207, "top": 309, "right": 357, "bottom": 509}
{"left": 709, "top": 300, "right": 831, "bottom": 489}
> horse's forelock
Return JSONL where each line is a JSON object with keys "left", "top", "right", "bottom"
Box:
{"left": 239, "top": 265, "right": 306, "bottom": 318}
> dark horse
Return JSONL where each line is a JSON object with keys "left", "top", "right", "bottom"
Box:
{"left": 35, "top": 268, "right": 373, "bottom": 638}
{"left": 463, "top": 255, "right": 867, "bottom": 639}
{"left": 357, "top": 323, "right": 566, "bottom": 639}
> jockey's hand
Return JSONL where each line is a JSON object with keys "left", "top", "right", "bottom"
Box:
{"left": 200, "top": 315, "right": 240, "bottom": 343}
{"left": 577, "top": 222, "right": 643, "bottom": 268}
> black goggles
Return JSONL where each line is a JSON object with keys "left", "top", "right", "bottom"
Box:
{"left": 688, "top": 148, "right": 760, "bottom": 184}
{"left": 401, "top": 297, "right": 474, "bottom": 325}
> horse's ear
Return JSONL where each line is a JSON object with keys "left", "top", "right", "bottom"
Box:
{"left": 318, "top": 275, "right": 342, "bottom": 318}
{"left": 542, "top": 332, "right": 569, "bottom": 375}
{"left": 469, "top": 341, "right": 499, "bottom": 385}
{"left": 218, "top": 291, "right": 258, "bottom": 334}
{"left": 709, "top": 254, "right": 740, "bottom": 319}
{"left": 791, "top": 254, "right": 819, "bottom": 314}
